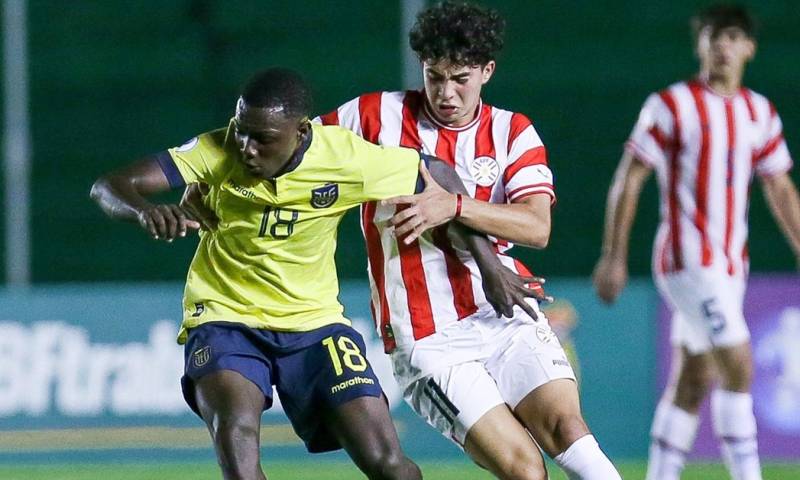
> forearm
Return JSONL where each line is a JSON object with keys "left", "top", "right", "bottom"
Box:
{"left": 90, "top": 157, "right": 170, "bottom": 222}
{"left": 90, "top": 176, "right": 152, "bottom": 222}
{"left": 763, "top": 173, "right": 800, "bottom": 259}
{"left": 426, "top": 158, "right": 549, "bottom": 247}
{"left": 600, "top": 154, "right": 651, "bottom": 262}
{"left": 457, "top": 197, "right": 549, "bottom": 248}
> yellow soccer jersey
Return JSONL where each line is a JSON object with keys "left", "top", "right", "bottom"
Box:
{"left": 162, "top": 122, "right": 421, "bottom": 342}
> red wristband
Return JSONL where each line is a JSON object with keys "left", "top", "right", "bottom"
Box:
{"left": 454, "top": 194, "right": 463, "bottom": 218}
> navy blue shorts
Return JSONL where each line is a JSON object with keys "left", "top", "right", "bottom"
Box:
{"left": 181, "top": 321, "right": 384, "bottom": 453}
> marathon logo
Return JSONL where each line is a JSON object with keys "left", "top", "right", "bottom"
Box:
{"left": 330, "top": 376, "right": 375, "bottom": 394}
{"left": 227, "top": 179, "right": 256, "bottom": 199}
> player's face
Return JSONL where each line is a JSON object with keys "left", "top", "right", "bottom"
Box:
{"left": 422, "top": 60, "right": 495, "bottom": 127}
{"left": 696, "top": 26, "right": 755, "bottom": 82}
{"left": 233, "top": 97, "right": 309, "bottom": 179}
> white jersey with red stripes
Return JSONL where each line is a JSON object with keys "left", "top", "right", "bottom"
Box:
{"left": 626, "top": 79, "right": 793, "bottom": 277}
{"left": 315, "top": 90, "right": 554, "bottom": 353}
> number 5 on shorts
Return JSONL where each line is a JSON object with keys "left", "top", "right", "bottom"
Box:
{"left": 701, "top": 298, "right": 726, "bottom": 334}
{"left": 322, "top": 336, "right": 368, "bottom": 376}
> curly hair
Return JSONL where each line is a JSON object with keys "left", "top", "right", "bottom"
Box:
{"left": 409, "top": 1, "right": 505, "bottom": 66}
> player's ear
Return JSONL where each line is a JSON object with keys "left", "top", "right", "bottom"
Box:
{"left": 297, "top": 117, "right": 311, "bottom": 138}
{"left": 481, "top": 61, "right": 496, "bottom": 84}
{"left": 746, "top": 38, "right": 757, "bottom": 61}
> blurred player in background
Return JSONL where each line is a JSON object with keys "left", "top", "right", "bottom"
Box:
{"left": 91, "top": 67, "right": 533, "bottom": 480}
{"left": 593, "top": 5, "right": 800, "bottom": 480}
{"left": 315, "top": 2, "right": 620, "bottom": 479}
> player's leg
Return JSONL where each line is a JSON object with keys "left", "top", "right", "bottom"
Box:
{"left": 486, "top": 321, "right": 620, "bottom": 479}
{"left": 181, "top": 323, "right": 274, "bottom": 480}
{"left": 462, "top": 403, "right": 548, "bottom": 480}
{"left": 195, "top": 370, "right": 267, "bottom": 480}
{"left": 274, "top": 323, "right": 420, "bottom": 480}
{"left": 405, "top": 362, "right": 547, "bottom": 480}
{"left": 514, "top": 379, "right": 619, "bottom": 479}
{"left": 325, "top": 395, "right": 421, "bottom": 480}
{"left": 647, "top": 347, "right": 713, "bottom": 480}
{"left": 711, "top": 342, "right": 761, "bottom": 480}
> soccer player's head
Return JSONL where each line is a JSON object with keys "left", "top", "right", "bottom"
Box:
{"left": 410, "top": 1, "right": 504, "bottom": 127}
{"left": 234, "top": 68, "right": 313, "bottom": 179}
{"left": 691, "top": 4, "right": 756, "bottom": 81}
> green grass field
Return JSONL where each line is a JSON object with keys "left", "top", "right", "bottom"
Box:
{"left": 2, "top": 461, "right": 799, "bottom": 479}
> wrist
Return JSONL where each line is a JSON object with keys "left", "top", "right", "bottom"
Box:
{"left": 454, "top": 193, "right": 463, "bottom": 219}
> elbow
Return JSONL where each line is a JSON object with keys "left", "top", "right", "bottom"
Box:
{"left": 90, "top": 176, "right": 108, "bottom": 203}
{"left": 528, "top": 232, "right": 549, "bottom": 249}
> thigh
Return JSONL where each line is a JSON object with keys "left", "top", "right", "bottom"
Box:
{"left": 194, "top": 369, "right": 267, "bottom": 427}
{"left": 181, "top": 322, "right": 274, "bottom": 417}
{"left": 513, "top": 378, "right": 586, "bottom": 457}
{"left": 274, "top": 324, "right": 385, "bottom": 453}
{"left": 464, "top": 403, "right": 546, "bottom": 478}
{"left": 659, "top": 270, "right": 749, "bottom": 354}
{"left": 324, "top": 394, "right": 405, "bottom": 467}
{"left": 486, "top": 320, "right": 576, "bottom": 409}
{"left": 405, "top": 362, "right": 505, "bottom": 448}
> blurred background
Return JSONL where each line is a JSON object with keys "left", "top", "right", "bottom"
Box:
{"left": 1, "top": 0, "right": 798, "bottom": 478}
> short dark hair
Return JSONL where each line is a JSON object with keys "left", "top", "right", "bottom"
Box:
{"left": 240, "top": 68, "right": 313, "bottom": 119}
{"left": 409, "top": 1, "right": 504, "bottom": 66}
{"left": 691, "top": 4, "right": 757, "bottom": 40}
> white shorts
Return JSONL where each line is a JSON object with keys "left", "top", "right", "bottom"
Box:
{"left": 655, "top": 266, "right": 749, "bottom": 354}
{"left": 393, "top": 311, "right": 576, "bottom": 446}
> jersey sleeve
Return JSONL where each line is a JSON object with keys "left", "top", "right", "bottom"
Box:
{"left": 313, "top": 95, "right": 365, "bottom": 135}
{"left": 625, "top": 93, "right": 676, "bottom": 170}
{"left": 165, "top": 126, "right": 231, "bottom": 186}
{"left": 754, "top": 104, "right": 793, "bottom": 177}
{"left": 503, "top": 114, "right": 555, "bottom": 204}
{"left": 358, "top": 142, "right": 421, "bottom": 200}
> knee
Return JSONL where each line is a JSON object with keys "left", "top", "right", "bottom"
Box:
{"left": 360, "top": 449, "right": 420, "bottom": 480}
{"left": 675, "top": 366, "right": 715, "bottom": 409}
{"left": 210, "top": 417, "right": 262, "bottom": 475}
{"left": 491, "top": 447, "right": 547, "bottom": 480}
{"left": 549, "top": 414, "right": 590, "bottom": 454}
{"left": 213, "top": 416, "right": 261, "bottom": 445}
{"left": 721, "top": 359, "right": 753, "bottom": 391}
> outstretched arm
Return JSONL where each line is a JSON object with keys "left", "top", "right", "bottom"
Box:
{"left": 592, "top": 151, "right": 652, "bottom": 304}
{"left": 90, "top": 156, "right": 200, "bottom": 241}
{"left": 386, "top": 158, "right": 551, "bottom": 247}
{"left": 761, "top": 171, "right": 800, "bottom": 269}
{"left": 413, "top": 157, "right": 551, "bottom": 319}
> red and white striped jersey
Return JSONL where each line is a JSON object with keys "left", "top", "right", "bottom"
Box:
{"left": 626, "top": 79, "right": 793, "bottom": 277}
{"left": 315, "top": 90, "right": 553, "bottom": 352}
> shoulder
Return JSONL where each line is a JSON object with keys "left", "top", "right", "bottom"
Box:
{"left": 741, "top": 87, "right": 778, "bottom": 119}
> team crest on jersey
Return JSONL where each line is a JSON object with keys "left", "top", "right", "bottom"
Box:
{"left": 535, "top": 326, "right": 556, "bottom": 344}
{"left": 192, "top": 346, "right": 211, "bottom": 368}
{"left": 176, "top": 137, "right": 199, "bottom": 152}
{"left": 469, "top": 156, "right": 500, "bottom": 186}
{"left": 311, "top": 183, "right": 339, "bottom": 209}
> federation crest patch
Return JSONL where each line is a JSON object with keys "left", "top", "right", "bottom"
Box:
{"left": 468, "top": 156, "right": 500, "bottom": 186}
{"left": 311, "top": 183, "right": 339, "bottom": 209}
{"left": 192, "top": 346, "right": 211, "bottom": 368}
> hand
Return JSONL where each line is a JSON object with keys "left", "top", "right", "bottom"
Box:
{"left": 480, "top": 262, "right": 553, "bottom": 321}
{"left": 592, "top": 255, "right": 628, "bottom": 304}
{"left": 180, "top": 182, "right": 219, "bottom": 231}
{"left": 382, "top": 162, "right": 457, "bottom": 245}
{"left": 136, "top": 204, "right": 201, "bottom": 242}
